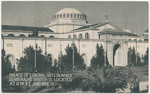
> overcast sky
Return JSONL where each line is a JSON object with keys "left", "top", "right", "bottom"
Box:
{"left": 2, "top": 1, "right": 148, "bottom": 34}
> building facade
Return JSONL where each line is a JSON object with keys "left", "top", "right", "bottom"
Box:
{"left": 1, "top": 8, "right": 148, "bottom": 69}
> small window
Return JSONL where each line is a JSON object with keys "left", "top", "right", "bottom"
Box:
{"left": 77, "top": 14, "right": 79, "bottom": 18}
{"left": 79, "top": 34, "right": 83, "bottom": 39}
{"left": 7, "top": 43, "right": 13, "bottom": 47}
{"left": 63, "top": 14, "right": 65, "bottom": 18}
{"left": 70, "top": 14, "right": 73, "bottom": 18}
{"left": 49, "top": 35, "right": 55, "bottom": 38}
{"left": 57, "top": 15, "right": 59, "bottom": 18}
{"left": 85, "top": 33, "right": 90, "bottom": 39}
{"left": 74, "top": 14, "right": 76, "bottom": 18}
{"left": 67, "top": 14, "right": 69, "bottom": 18}
{"left": 73, "top": 34, "right": 77, "bottom": 39}
{"left": 60, "top": 14, "right": 62, "bottom": 18}
{"left": 128, "top": 39, "right": 131, "bottom": 41}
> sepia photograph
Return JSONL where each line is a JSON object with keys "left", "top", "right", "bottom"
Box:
{"left": 1, "top": 1, "right": 149, "bottom": 93}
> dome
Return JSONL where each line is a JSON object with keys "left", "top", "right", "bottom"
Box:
{"left": 45, "top": 8, "right": 88, "bottom": 33}
{"left": 55, "top": 8, "right": 82, "bottom": 15}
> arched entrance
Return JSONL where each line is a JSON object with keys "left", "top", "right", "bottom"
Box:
{"left": 113, "top": 43, "right": 122, "bottom": 66}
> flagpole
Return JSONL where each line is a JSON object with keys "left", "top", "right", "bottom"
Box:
{"left": 105, "top": 15, "right": 108, "bottom": 65}
{"left": 135, "top": 29, "right": 138, "bottom": 64}
{"left": 72, "top": 11, "right": 75, "bottom": 69}
{"left": 34, "top": 19, "right": 37, "bottom": 72}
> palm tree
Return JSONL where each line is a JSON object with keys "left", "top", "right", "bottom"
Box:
{"left": 80, "top": 66, "right": 127, "bottom": 92}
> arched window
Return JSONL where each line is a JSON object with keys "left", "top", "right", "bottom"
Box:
{"left": 139, "top": 39, "right": 142, "bottom": 41}
{"left": 73, "top": 34, "right": 77, "bottom": 39}
{"left": 60, "top": 14, "right": 62, "bottom": 18}
{"left": 70, "top": 14, "right": 73, "bottom": 18}
{"left": 77, "top": 14, "right": 80, "bottom": 18}
{"left": 8, "top": 34, "right": 15, "bottom": 37}
{"left": 63, "top": 14, "right": 65, "bottom": 18}
{"left": 74, "top": 14, "right": 76, "bottom": 18}
{"left": 128, "top": 39, "right": 131, "bottom": 41}
{"left": 85, "top": 33, "right": 90, "bottom": 39}
{"left": 68, "top": 35, "right": 71, "bottom": 38}
{"left": 79, "top": 34, "right": 83, "bottom": 39}
{"left": 40, "top": 35, "right": 45, "bottom": 38}
{"left": 134, "top": 39, "right": 137, "bottom": 41}
{"left": 49, "top": 35, "right": 55, "bottom": 38}
{"left": 19, "top": 34, "right": 26, "bottom": 37}
{"left": 67, "top": 14, "right": 69, "bottom": 18}
{"left": 57, "top": 15, "right": 59, "bottom": 18}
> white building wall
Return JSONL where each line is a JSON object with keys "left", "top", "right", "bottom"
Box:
{"left": 2, "top": 37, "right": 148, "bottom": 69}
{"left": 128, "top": 41, "right": 148, "bottom": 56}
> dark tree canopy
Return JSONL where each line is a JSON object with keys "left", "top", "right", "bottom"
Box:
{"left": 90, "top": 44, "right": 109, "bottom": 68}
{"left": 59, "top": 43, "right": 86, "bottom": 71}
{"left": 128, "top": 47, "right": 147, "bottom": 66}
{"left": 17, "top": 45, "right": 52, "bottom": 72}
{"left": 144, "top": 48, "right": 148, "bottom": 65}
{"left": 2, "top": 49, "right": 14, "bottom": 76}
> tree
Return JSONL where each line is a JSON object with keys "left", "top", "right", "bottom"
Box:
{"left": 79, "top": 66, "right": 129, "bottom": 92}
{"left": 2, "top": 49, "right": 14, "bottom": 76}
{"left": 144, "top": 48, "right": 148, "bottom": 65}
{"left": 90, "top": 44, "right": 108, "bottom": 68}
{"left": 59, "top": 43, "right": 86, "bottom": 71}
{"left": 131, "top": 47, "right": 136, "bottom": 65}
{"left": 128, "top": 47, "right": 132, "bottom": 66}
{"left": 128, "top": 47, "right": 144, "bottom": 66}
{"left": 128, "top": 47, "right": 139, "bottom": 66}
{"left": 17, "top": 46, "right": 52, "bottom": 72}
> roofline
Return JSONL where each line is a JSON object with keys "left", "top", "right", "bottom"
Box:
{"left": 2, "top": 25, "right": 54, "bottom": 32}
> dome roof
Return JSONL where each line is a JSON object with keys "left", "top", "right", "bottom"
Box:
{"left": 55, "top": 8, "right": 82, "bottom": 15}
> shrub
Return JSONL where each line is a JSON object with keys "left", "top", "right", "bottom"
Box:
{"left": 79, "top": 66, "right": 139, "bottom": 93}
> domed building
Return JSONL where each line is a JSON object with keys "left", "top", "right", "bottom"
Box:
{"left": 1, "top": 8, "right": 148, "bottom": 70}
{"left": 45, "top": 8, "right": 88, "bottom": 33}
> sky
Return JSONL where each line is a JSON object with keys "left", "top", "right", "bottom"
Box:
{"left": 2, "top": 1, "right": 148, "bottom": 34}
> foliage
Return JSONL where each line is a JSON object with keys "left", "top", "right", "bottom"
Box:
{"left": 143, "top": 48, "right": 148, "bottom": 65}
{"left": 17, "top": 45, "right": 52, "bottom": 72}
{"left": 128, "top": 47, "right": 143, "bottom": 66}
{"left": 90, "top": 44, "right": 109, "bottom": 68}
{"left": 76, "top": 66, "right": 140, "bottom": 93}
{"left": 59, "top": 43, "right": 86, "bottom": 71}
{"left": 2, "top": 49, "right": 15, "bottom": 76}
{"left": 50, "top": 59, "right": 59, "bottom": 73}
{"left": 79, "top": 66, "right": 128, "bottom": 92}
